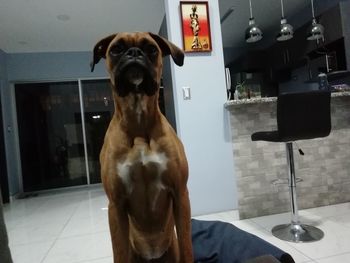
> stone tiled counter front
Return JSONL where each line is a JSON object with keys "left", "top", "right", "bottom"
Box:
{"left": 225, "top": 92, "right": 350, "bottom": 219}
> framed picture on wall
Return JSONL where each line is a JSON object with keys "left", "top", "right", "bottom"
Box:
{"left": 180, "top": 1, "right": 212, "bottom": 52}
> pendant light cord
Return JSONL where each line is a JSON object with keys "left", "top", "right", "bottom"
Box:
{"left": 280, "top": 0, "right": 285, "bottom": 18}
{"left": 311, "top": 0, "right": 315, "bottom": 19}
{"left": 249, "top": 0, "right": 253, "bottom": 19}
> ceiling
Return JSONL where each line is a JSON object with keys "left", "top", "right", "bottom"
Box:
{"left": 219, "top": 0, "right": 309, "bottom": 48}
{"left": 0, "top": 0, "right": 343, "bottom": 56}
{"left": 0, "top": 0, "right": 165, "bottom": 53}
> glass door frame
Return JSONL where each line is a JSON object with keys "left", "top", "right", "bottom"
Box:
{"left": 78, "top": 77, "right": 111, "bottom": 186}
{"left": 78, "top": 79, "right": 91, "bottom": 185}
{"left": 11, "top": 77, "right": 110, "bottom": 194}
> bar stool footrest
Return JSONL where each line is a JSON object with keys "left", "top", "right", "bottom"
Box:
{"left": 271, "top": 177, "right": 303, "bottom": 186}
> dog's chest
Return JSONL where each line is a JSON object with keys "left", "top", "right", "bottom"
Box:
{"left": 116, "top": 144, "right": 168, "bottom": 200}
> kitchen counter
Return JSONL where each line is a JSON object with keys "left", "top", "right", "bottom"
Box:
{"left": 224, "top": 91, "right": 350, "bottom": 107}
{"left": 225, "top": 91, "right": 350, "bottom": 219}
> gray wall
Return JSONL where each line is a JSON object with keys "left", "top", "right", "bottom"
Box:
{"left": 0, "top": 50, "right": 7, "bottom": 78}
{"left": 7, "top": 51, "right": 107, "bottom": 81}
{"left": 0, "top": 50, "right": 17, "bottom": 195}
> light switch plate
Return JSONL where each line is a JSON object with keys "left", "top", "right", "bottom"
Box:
{"left": 182, "top": 86, "right": 191, "bottom": 100}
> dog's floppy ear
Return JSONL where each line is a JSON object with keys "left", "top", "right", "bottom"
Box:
{"left": 90, "top": 34, "right": 117, "bottom": 72}
{"left": 148, "top": 32, "right": 184, "bottom": 67}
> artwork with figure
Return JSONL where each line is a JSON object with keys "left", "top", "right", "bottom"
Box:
{"left": 190, "top": 5, "right": 202, "bottom": 49}
{"left": 180, "top": 1, "right": 212, "bottom": 52}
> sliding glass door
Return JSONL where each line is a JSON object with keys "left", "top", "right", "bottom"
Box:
{"left": 15, "top": 81, "right": 87, "bottom": 191}
{"left": 81, "top": 79, "right": 114, "bottom": 184}
{"left": 15, "top": 79, "right": 114, "bottom": 191}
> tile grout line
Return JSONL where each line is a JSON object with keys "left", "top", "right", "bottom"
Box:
{"left": 55, "top": 229, "right": 111, "bottom": 241}
{"left": 7, "top": 189, "right": 350, "bottom": 263}
{"left": 249, "top": 218, "right": 315, "bottom": 262}
{"left": 74, "top": 255, "right": 112, "bottom": 263}
{"left": 311, "top": 250, "right": 350, "bottom": 262}
{"left": 4, "top": 196, "right": 52, "bottom": 229}
{"left": 39, "top": 201, "right": 83, "bottom": 263}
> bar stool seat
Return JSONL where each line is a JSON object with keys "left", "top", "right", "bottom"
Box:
{"left": 251, "top": 90, "right": 331, "bottom": 243}
{"left": 251, "top": 131, "right": 280, "bottom": 142}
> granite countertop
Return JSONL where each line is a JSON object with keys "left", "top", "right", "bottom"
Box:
{"left": 224, "top": 91, "right": 350, "bottom": 108}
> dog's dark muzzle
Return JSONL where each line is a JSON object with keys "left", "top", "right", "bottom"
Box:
{"left": 113, "top": 47, "right": 158, "bottom": 97}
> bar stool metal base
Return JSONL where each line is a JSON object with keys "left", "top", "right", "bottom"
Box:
{"left": 271, "top": 143, "right": 324, "bottom": 243}
{"left": 272, "top": 223, "right": 324, "bottom": 243}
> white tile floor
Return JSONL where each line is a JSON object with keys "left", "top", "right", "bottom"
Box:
{"left": 3, "top": 185, "right": 350, "bottom": 263}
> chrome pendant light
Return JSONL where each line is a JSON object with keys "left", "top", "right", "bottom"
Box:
{"left": 277, "top": 0, "right": 294, "bottom": 41}
{"left": 245, "top": 0, "right": 262, "bottom": 43}
{"left": 307, "top": 0, "right": 324, "bottom": 41}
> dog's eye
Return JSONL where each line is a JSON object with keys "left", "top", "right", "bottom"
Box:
{"left": 144, "top": 45, "right": 158, "bottom": 55}
{"left": 109, "top": 43, "right": 126, "bottom": 56}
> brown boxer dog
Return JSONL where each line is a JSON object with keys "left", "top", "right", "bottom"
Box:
{"left": 90, "top": 32, "right": 193, "bottom": 263}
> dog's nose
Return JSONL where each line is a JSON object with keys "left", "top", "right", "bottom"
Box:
{"left": 126, "top": 47, "right": 143, "bottom": 58}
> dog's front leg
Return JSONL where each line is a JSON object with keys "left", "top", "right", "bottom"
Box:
{"left": 108, "top": 202, "right": 130, "bottom": 263}
{"left": 174, "top": 188, "right": 193, "bottom": 262}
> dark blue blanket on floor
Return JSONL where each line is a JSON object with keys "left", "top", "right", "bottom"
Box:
{"left": 192, "top": 219, "right": 295, "bottom": 263}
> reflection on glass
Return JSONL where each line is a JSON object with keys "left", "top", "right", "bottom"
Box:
{"left": 81, "top": 79, "right": 114, "bottom": 184}
{"left": 15, "top": 78, "right": 165, "bottom": 191}
{"left": 15, "top": 82, "right": 87, "bottom": 191}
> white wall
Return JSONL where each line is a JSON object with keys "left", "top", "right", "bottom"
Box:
{"left": 164, "top": 0, "right": 237, "bottom": 215}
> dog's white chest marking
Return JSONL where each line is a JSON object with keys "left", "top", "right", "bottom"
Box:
{"left": 116, "top": 147, "right": 168, "bottom": 199}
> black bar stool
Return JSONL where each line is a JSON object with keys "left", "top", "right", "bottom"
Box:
{"left": 251, "top": 90, "right": 331, "bottom": 243}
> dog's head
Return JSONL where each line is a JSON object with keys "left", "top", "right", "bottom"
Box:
{"left": 91, "top": 32, "right": 184, "bottom": 97}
